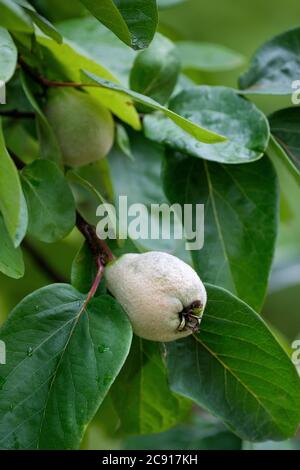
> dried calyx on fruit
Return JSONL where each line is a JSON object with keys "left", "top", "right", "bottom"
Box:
{"left": 105, "top": 251, "right": 207, "bottom": 342}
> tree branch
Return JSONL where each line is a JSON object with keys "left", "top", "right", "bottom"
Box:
{"left": 81, "top": 258, "right": 105, "bottom": 312}
{"left": 19, "top": 57, "right": 97, "bottom": 90}
{"left": 76, "top": 212, "right": 114, "bottom": 267}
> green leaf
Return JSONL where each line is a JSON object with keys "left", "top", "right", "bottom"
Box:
{"left": 0, "top": 285, "right": 132, "bottom": 449}
{"left": 115, "top": 123, "right": 133, "bottom": 160}
{"left": 166, "top": 284, "right": 300, "bottom": 442}
{"left": 269, "top": 108, "right": 300, "bottom": 175}
{"left": 20, "top": 72, "right": 63, "bottom": 166}
{"left": 0, "top": 119, "right": 28, "bottom": 247}
{"left": 21, "top": 160, "right": 76, "bottom": 243}
{"left": 82, "top": 72, "right": 226, "bottom": 144}
{"left": 67, "top": 166, "right": 113, "bottom": 227}
{"left": 163, "top": 151, "right": 278, "bottom": 311}
{"left": 71, "top": 242, "right": 95, "bottom": 294}
{"left": 0, "top": 0, "right": 33, "bottom": 33}
{"left": 27, "top": 10, "right": 63, "bottom": 44}
{"left": 0, "top": 27, "right": 17, "bottom": 83}
{"left": 266, "top": 136, "right": 300, "bottom": 244}
{"left": 176, "top": 41, "right": 244, "bottom": 72}
{"left": 130, "top": 33, "right": 180, "bottom": 105}
{"left": 109, "top": 130, "right": 189, "bottom": 259}
{"left": 267, "top": 135, "right": 300, "bottom": 190}
{"left": 26, "top": 0, "right": 86, "bottom": 22}
{"left": 36, "top": 33, "right": 141, "bottom": 130}
{"left": 144, "top": 86, "right": 270, "bottom": 164}
{"left": 111, "top": 337, "right": 191, "bottom": 435}
{"left": 57, "top": 17, "right": 136, "bottom": 85}
{"left": 79, "top": 0, "right": 158, "bottom": 50}
{"left": 4, "top": 119, "right": 39, "bottom": 165}
{"left": 239, "top": 26, "right": 300, "bottom": 95}
{"left": 71, "top": 242, "right": 105, "bottom": 295}
{"left": 14, "top": 0, "right": 62, "bottom": 43}
{"left": 0, "top": 213, "right": 24, "bottom": 279}
{"left": 58, "top": 18, "right": 178, "bottom": 93}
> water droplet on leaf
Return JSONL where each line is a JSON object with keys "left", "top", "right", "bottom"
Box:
{"left": 132, "top": 37, "right": 146, "bottom": 50}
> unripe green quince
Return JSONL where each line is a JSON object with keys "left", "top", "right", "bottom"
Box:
{"left": 45, "top": 88, "right": 114, "bottom": 168}
{"left": 105, "top": 251, "right": 207, "bottom": 342}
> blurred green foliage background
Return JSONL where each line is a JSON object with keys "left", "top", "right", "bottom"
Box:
{"left": 0, "top": 0, "right": 299, "bottom": 450}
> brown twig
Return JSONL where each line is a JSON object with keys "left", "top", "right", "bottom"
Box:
{"left": 76, "top": 212, "right": 114, "bottom": 267}
{"left": 75, "top": 213, "right": 115, "bottom": 306}
{"left": 19, "top": 56, "right": 97, "bottom": 90}
{"left": 81, "top": 257, "right": 105, "bottom": 312}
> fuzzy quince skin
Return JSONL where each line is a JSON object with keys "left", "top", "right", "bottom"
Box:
{"left": 105, "top": 251, "right": 207, "bottom": 342}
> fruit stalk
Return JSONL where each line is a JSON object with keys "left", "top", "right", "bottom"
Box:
{"left": 76, "top": 212, "right": 114, "bottom": 267}
{"left": 19, "top": 57, "right": 95, "bottom": 90}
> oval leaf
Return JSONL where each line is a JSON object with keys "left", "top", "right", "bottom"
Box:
{"left": 158, "top": 0, "right": 187, "bottom": 8}
{"left": 14, "top": 0, "right": 62, "bottom": 43}
{"left": 71, "top": 241, "right": 106, "bottom": 296}
{"left": 79, "top": 0, "right": 158, "bottom": 50}
{"left": 130, "top": 33, "right": 180, "bottom": 105}
{"left": 0, "top": 285, "right": 132, "bottom": 450}
{"left": 0, "top": 213, "right": 24, "bottom": 279}
{"left": 144, "top": 86, "right": 270, "bottom": 164}
{"left": 0, "top": 0, "right": 33, "bottom": 33}
{"left": 57, "top": 17, "right": 136, "bottom": 85}
{"left": 266, "top": 136, "right": 300, "bottom": 244}
{"left": 239, "top": 27, "right": 300, "bottom": 95}
{"left": 166, "top": 284, "right": 300, "bottom": 442}
{"left": 0, "top": 119, "right": 28, "bottom": 246}
{"left": 115, "top": 123, "right": 133, "bottom": 160}
{"left": 26, "top": 10, "right": 63, "bottom": 44}
{"left": 21, "top": 160, "right": 76, "bottom": 243}
{"left": 269, "top": 108, "right": 300, "bottom": 175}
{"left": 0, "top": 27, "right": 17, "bottom": 83}
{"left": 163, "top": 151, "right": 278, "bottom": 311}
{"left": 20, "top": 71, "right": 63, "bottom": 166}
